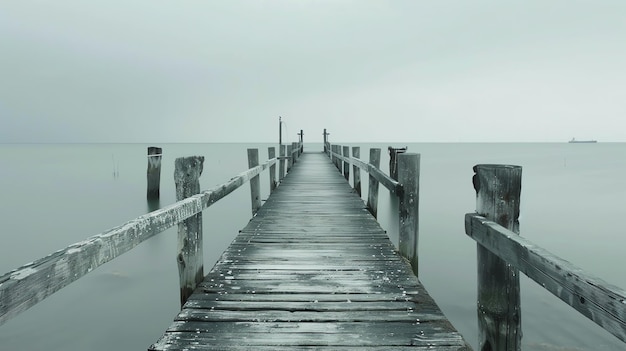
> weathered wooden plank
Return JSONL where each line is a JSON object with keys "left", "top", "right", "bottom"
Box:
{"left": 465, "top": 213, "right": 626, "bottom": 344}
{"left": 333, "top": 149, "right": 401, "bottom": 194}
{"left": 398, "top": 153, "right": 420, "bottom": 276}
{"left": 247, "top": 149, "right": 261, "bottom": 215}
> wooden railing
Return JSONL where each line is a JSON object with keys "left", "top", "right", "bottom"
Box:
{"left": 466, "top": 164, "right": 626, "bottom": 350}
{"left": 325, "top": 141, "right": 420, "bottom": 276}
{"left": 0, "top": 141, "right": 303, "bottom": 326}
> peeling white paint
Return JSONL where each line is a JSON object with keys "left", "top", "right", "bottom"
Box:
{"left": 11, "top": 267, "right": 37, "bottom": 280}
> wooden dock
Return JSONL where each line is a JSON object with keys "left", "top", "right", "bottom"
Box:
{"left": 149, "top": 152, "right": 470, "bottom": 350}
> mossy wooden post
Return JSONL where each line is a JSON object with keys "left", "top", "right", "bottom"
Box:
{"left": 398, "top": 153, "right": 420, "bottom": 276}
{"left": 367, "top": 148, "right": 381, "bottom": 218}
{"left": 473, "top": 164, "right": 522, "bottom": 351}
{"left": 352, "top": 147, "right": 361, "bottom": 197}
{"left": 342, "top": 146, "right": 350, "bottom": 181}
{"left": 279, "top": 145, "right": 286, "bottom": 181}
{"left": 287, "top": 144, "right": 293, "bottom": 172}
{"left": 268, "top": 147, "right": 277, "bottom": 193}
{"left": 248, "top": 149, "right": 262, "bottom": 215}
{"left": 147, "top": 147, "right": 162, "bottom": 199}
{"left": 174, "top": 156, "right": 204, "bottom": 307}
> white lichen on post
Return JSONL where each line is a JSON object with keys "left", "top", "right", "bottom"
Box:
{"left": 473, "top": 164, "right": 522, "bottom": 351}
{"left": 174, "top": 156, "right": 205, "bottom": 307}
{"left": 398, "top": 153, "right": 420, "bottom": 276}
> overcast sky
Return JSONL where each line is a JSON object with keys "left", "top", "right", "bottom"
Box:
{"left": 1, "top": 1, "right": 625, "bottom": 143}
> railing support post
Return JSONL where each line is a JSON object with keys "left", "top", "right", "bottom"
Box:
{"left": 279, "top": 145, "right": 286, "bottom": 181}
{"left": 268, "top": 147, "right": 277, "bottom": 193}
{"left": 367, "top": 148, "right": 381, "bottom": 218}
{"left": 147, "top": 147, "right": 162, "bottom": 200}
{"left": 342, "top": 146, "right": 350, "bottom": 181}
{"left": 398, "top": 153, "right": 420, "bottom": 276}
{"left": 287, "top": 144, "right": 293, "bottom": 172}
{"left": 174, "top": 156, "right": 204, "bottom": 307}
{"left": 473, "top": 164, "right": 523, "bottom": 351}
{"left": 352, "top": 147, "right": 361, "bottom": 197}
{"left": 248, "top": 149, "right": 262, "bottom": 215}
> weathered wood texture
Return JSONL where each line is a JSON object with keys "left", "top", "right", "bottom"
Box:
{"left": 175, "top": 156, "right": 205, "bottom": 307}
{"left": 342, "top": 146, "right": 350, "bottom": 180}
{"left": 0, "top": 157, "right": 277, "bottom": 326}
{"left": 150, "top": 152, "right": 470, "bottom": 350}
{"left": 352, "top": 146, "right": 361, "bottom": 197}
{"left": 330, "top": 147, "right": 401, "bottom": 194}
{"left": 268, "top": 147, "right": 276, "bottom": 193}
{"left": 472, "top": 164, "right": 522, "bottom": 351}
{"left": 465, "top": 214, "right": 626, "bottom": 344}
{"left": 398, "top": 153, "right": 420, "bottom": 277}
{"left": 279, "top": 145, "right": 286, "bottom": 181}
{"left": 147, "top": 146, "right": 163, "bottom": 199}
{"left": 367, "top": 148, "right": 381, "bottom": 218}
{"left": 247, "top": 149, "right": 261, "bottom": 215}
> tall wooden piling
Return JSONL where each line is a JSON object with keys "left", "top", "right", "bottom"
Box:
{"left": 367, "top": 148, "right": 381, "bottom": 218}
{"left": 279, "top": 145, "right": 286, "bottom": 181}
{"left": 248, "top": 149, "right": 262, "bottom": 215}
{"left": 268, "top": 147, "right": 277, "bottom": 193}
{"left": 352, "top": 147, "right": 361, "bottom": 197}
{"left": 473, "top": 164, "right": 522, "bottom": 351}
{"left": 287, "top": 144, "right": 293, "bottom": 172}
{"left": 398, "top": 153, "right": 420, "bottom": 276}
{"left": 174, "top": 156, "right": 204, "bottom": 307}
{"left": 342, "top": 146, "right": 350, "bottom": 181}
{"left": 323, "top": 129, "right": 329, "bottom": 153}
{"left": 147, "top": 147, "right": 162, "bottom": 199}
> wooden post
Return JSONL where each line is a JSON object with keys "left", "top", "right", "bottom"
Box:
{"left": 268, "top": 147, "right": 277, "bottom": 193}
{"left": 292, "top": 142, "right": 298, "bottom": 163}
{"left": 473, "top": 164, "right": 522, "bottom": 351}
{"left": 323, "top": 129, "right": 329, "bottom": 154}
{"left": 174, "top": 156, "right": 204, "bottom": 307}
{"left": 147, "top": 147, "right": 162, "bottom": 200}
{"left": 298, "top": 130, "right": 304, "bottom": 153}
{"left": 342, "top": 146, "right": 350, "bottom": 181}
{"left": 388, "top": 146, "right": 408, "bottom": 181}
{"left": 248, "top": 149, "right": 262, "bottom": 215}
{"left": 279, "top": 145, "right": 286, "bottom": 181}
{"left": 398, "top": 153, "right": 420, "bottom": 276}
{"left": 352, "top": 147, "right": 361, "bottom": 197}
{"left": 367, "top": 148, "right": 381, "bottom": 218}
{"left": 287, "top": 145, "right": 293, "bottom": 172}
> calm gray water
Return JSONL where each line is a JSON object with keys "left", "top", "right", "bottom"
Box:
{"left": 0, "top": 142, "right": 624, "bottom": 350}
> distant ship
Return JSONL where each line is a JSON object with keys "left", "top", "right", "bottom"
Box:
{"left": 569, "top": 138, "right": 597, "bottom": 143}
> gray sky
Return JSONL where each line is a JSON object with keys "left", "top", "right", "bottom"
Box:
{"left": 1, "top": 1, "right": 625, "bottom": 143}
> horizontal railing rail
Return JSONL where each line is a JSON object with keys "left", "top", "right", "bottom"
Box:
{"left": 0, "top": 143, "right": 302, "bottom": 326}
{"left": 466, "top": 163, "right": 626, "bottom": 350}
{"left": 465, "top": 213, "right": 626, "bottom": 344}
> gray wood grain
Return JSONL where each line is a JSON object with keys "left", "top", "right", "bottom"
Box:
{"left": 465, "top": 213, "right": 626, "bottom": 344}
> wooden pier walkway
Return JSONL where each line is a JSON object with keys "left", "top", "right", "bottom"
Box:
{"left": 150, "top": 152, "right": 469, "bottom": 350}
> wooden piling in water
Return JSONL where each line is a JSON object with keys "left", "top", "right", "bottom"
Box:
{"left": 147, "top": 147, "right": 162, "bottom": 199}
{"left": 248, "top": 149, "right": 261, "bottom": 215}
{"left": 367, "top": 148, "right": 381, "bottom": 218}
{"left": 352, "top": 147, "right": 361, "bottom": 197}
{"left": 279, "top": 145, "right": 286, "bottom": 181}
{"left": 473, "top": 164, "right": 522, "bottom": 351}
{"left": 398, "top": 153, "right": 420, "bottom": 276}
{"left": 174, "top": 156, "right": 205, "bottom": 307}
{"left": 268, "top": 147, "right": 277, "bottom": 193}
{"left": 287, "top": 144, "right": 293, "bottom": 172}
{"left": 342, "top": 146, "right": 350, "bottom": 181}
